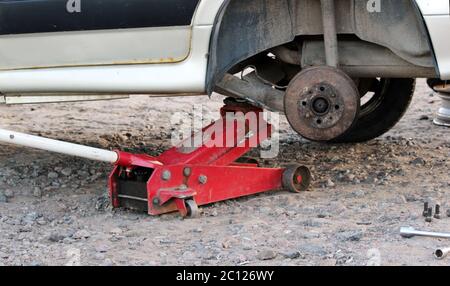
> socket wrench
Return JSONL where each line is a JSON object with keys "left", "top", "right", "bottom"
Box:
{"left": 400, "top": 227, "right": 450, "bottom": 239}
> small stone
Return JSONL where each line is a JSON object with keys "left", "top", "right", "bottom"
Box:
{"left": 337, "top": 230, "right": 363, "bottom": 242}
{"left": 3, "top": 189, "right": 14, "bottom": 198}
{"left": 0, "top": 252, "right": 9, "bottom": 259}
{"left": 36, "top": 218, "right": 47, "bottom": 225}
{"left": 419, "top": 115, "right": 429, "bottom": 121}
{"left": 73, "top": 229, "right": 91, "bottom": 239}
{"left": 410, "top": 157, "right": 426, "bottom": 166}
{"left": 0, "top": 191, "right": 8, "bottom": 203}
{"left": 61, "top": 168, "right": 72, "bottom": 177}
{"left": 48, "top": 233, "right": 66, "bottom": 242}
{"left": 22, "top": 212, "right": 39, "bottom": 224}
{"left": 281, "top": 251, "right": 302, "bottom": 260}
{"left": 101, "top": 259, "right": 114, "bottom": 266}
{"left": 256, "top": 250, "right": 277, "bottom": 261}
{"left": 182, "top": 251, "right": 197, "bottom": 261}
{"left": 109, "top": 227, "right": 123, "bottom": 235}
{"left": 33, "top": 187, "right": 42, "bottom": 198}
{"left": 48, "top": 172, "right": 59, "bottom": 179}
{"left": 95, "top": 244, "right": 109, "bottom": 253}
{"left": 221, "top": 238, "right": 237, "bottom": 249}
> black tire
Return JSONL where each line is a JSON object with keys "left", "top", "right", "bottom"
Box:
{"left": 333, "top": 78, "right": 415, "bottom": 143}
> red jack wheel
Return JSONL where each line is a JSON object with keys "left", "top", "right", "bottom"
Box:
{"left": 282, "top": 165, "right": 312, "bottom": 193}
{"left": 185, "top": 199, "right": 200, "bottom": 218}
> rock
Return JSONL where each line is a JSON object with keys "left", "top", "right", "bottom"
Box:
{"left": 0, "top": 190, "right": 7, "bottom": 203}
{"left": 281, "top": 251, "right": 302, "bottom": 260}
{"left": 182, "top": 251, "right": 197, "bottom": 261}
{"left": 61, "top": 168, "right": 72, "bottom": 177}
{"left": 36, "top": 217, "right": 47, "bottom": 225}
{"left": 33, "top": 187, "right": 42, "bottom": 198}
{"left": 109, "top": 227, "right": 123, "bottom": 235}
{"left": 95, "top": 244, "right": 109, "bottom": 253}
{"left": 48, "top": 233, "right": 66, "bottom": 242}
{"left": 95, "top": 193, "right": 110, "bottom": 211}
{"left": 3, "top": 189, "right": 14, "bottom": 198}
{"left": 221, "top": 238, "right": 237, "bottom": 249}
{"left": 100, "top": 258, "right": 114, "bottom": 266}
{"left": 350, "top": 190, "right": 366, "bottom": 198}
{"left": 326, "top": 179, "right": 335, "bottom": 188}
{"left": 419, "top": 115, "right": 429, "bottom": 121}
{"left": 298, "top": 244, "right": 327, "bottom": 256}
{"left": 48, "top": 172, "right": 59, "bottom": 179}
{"left": 22, "top": 212, "right": 39, "bottom": 224}
{"left": 410, "top": 157, "right": 426, "bottom": 166}
{"left": 337, "top": 230, "right": 363, "bottom": 242}
{"left": 73, "top": 229, "right": 91, "bottom": 239}
{"left": 256, "top": 250, "right": 277, "bottom": 261}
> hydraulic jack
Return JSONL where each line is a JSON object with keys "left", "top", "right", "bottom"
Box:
{"left": 0, "top": 99, "right": 311, "bottom": 218}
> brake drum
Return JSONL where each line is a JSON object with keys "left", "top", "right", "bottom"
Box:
{"left": 284, "top": 66, "right": 360, "bottom": 142}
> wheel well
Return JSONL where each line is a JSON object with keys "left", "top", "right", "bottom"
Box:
{"left": 206, "top": 0, "right": 438, "bottom": 94}
{"left": 206, "top": 0, "right": 295, "bottom": 94}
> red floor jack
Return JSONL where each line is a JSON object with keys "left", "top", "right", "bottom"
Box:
{"left": 0, "top": 99, "right": 311, "bottom": 218}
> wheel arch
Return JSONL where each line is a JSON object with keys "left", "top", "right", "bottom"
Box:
{"left": 206, "top": 0, "right": 440, "bottom": 94}
{"left": 206, "top": 0, "right": 295, "bottom": 94}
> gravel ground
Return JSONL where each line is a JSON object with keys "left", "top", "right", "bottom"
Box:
{"left": 0, "top": 79, "right": 449, "bottom": 266}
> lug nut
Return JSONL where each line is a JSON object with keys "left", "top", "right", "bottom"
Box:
{"left": 423, "top": 202, "right": 429, "bottom": 217}
{"left": 434, "top": 204, "right": 442, "bottom": 220}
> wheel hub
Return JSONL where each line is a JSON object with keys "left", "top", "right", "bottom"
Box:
{"left": 284, "top": 66, "right": 360, "bottom": 141}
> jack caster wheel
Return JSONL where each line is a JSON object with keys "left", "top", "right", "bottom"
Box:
{"left": 185, "top": 199, "right": 200, "bottom": 218}
{"left": 282, "top": 164, "right": 312, "bottom": 193}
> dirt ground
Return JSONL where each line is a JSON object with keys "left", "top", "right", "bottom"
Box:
{"left": 0, "top": 79, "right": 449, "bottom": 266}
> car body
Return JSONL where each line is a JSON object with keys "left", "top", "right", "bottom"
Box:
{"left": 0, "top": 0, "right": 448, "bottom": 142}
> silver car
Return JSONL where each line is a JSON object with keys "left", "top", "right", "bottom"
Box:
{"left": 0, "top": 0, "right": 449, "bottom": 142}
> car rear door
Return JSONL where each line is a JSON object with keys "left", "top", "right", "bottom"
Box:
{"left": 0, "top": 0, "right": 200, "bottom": 70}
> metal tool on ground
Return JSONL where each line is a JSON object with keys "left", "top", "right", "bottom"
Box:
{"left": 0, "top": 99, "right": 312, "bottom": 218}
{"left": 434, "top": 247, "right": 450, "bottom": 260}
{"left": 400, "top": 227, "right": 450, "bottom": 239}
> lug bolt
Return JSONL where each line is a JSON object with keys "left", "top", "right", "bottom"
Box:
{"left": 198, "top": 175, "right": 208, "bottom": 185}
{"left": 152, "top": 197, "right": 160, "bottom": 205}
{"left": 423, "top": 202, "right": 429, "bottom": 217}
{"left": 161, "top": 170, "right": 171, "bottom": 181}
{"left": 425, "top": 207, "right": 433, "bottom": 223}
{"left": 434, "top": 204, "right": 442, "bottom": 219}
